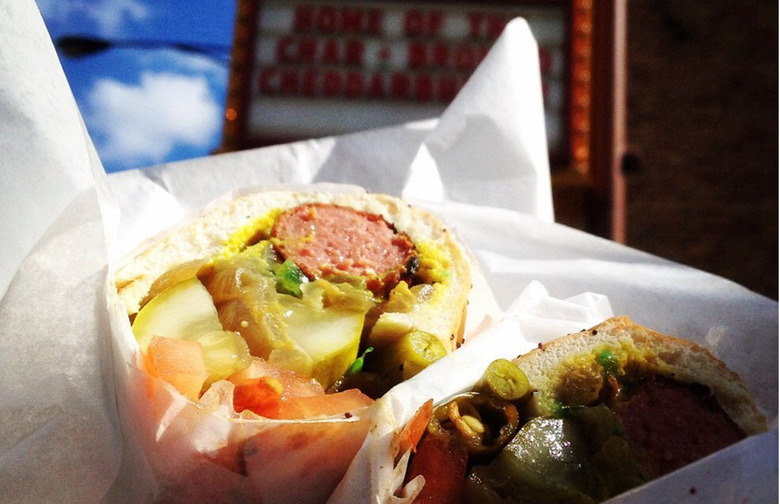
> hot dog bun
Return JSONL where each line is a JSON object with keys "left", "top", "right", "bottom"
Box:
{"left": 387, "top": 318, "right": 768, "bottom": 503}
{"left": 115, "top": 188, "right": 489, "bottom": 355}
{"left": 514, "top": 315, "right": 767, "bottom": 438}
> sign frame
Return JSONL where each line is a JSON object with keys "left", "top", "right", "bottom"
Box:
{"left": 219, "top": 0, "right": 626, "bottom": 240}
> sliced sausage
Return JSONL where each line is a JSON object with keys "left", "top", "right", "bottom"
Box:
{"left": 272, "top": 203, "right": 416, "bottom": 294}
{"left": 610, "top": 375, "right": 745, "bottom": 477}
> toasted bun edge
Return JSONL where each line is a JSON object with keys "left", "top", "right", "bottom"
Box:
{"left": 513, "top": 316, "right": 767, "bottom": 435}
{"left": 114, "top": 189, "right": 480, "bottom": 352}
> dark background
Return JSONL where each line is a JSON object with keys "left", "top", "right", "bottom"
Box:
{"left": 624, "top": 0, "right": 777, "bottom": 299}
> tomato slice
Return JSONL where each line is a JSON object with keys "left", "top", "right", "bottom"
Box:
{"left": 396, "top": 399, "right": 434, "bottom": 459}
{"left": 229, "top": 358, "right": 324, "bottom": 398}
{"left": 233, "top": 376, "right": 284, "bottom": 417}
{"left": 276, "top": 389, "right": 373, "bottom": 420}
{"left": 406, "top": 436, "right": 468, "bottom": 504}
{"left": 144, "top": 336, "right": 208, "bottom": 401}
{"left": 229, "top": 358, "right": 373, "bottom": 419}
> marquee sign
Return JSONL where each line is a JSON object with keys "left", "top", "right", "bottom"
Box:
{"left": 222, "top": 0, "right": 594, "bottom": 172}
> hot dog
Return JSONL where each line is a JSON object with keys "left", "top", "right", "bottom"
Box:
{"left": 111, "top": 187, "right": 495, "bottom": 503}
{"left": 400, "top": 317, "right": 767, "bottom": 503}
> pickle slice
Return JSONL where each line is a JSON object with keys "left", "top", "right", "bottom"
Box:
{"left": 280, "top": 295, "right": 365, "bottom": 389}
{"left": 132, "top": 277, "right": 223, "bottom": 352}
{"left": 194, "top": 330, "right": 251, "bottom": 386}
{"left": 146, "top": 247, "right": 378, "bottom": 391}
{"left": 132, "top": 278, "right": 253, "bottom": 389}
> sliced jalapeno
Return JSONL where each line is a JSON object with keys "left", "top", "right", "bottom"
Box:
{"left": 476, "top": 358, "right": 531, "bottom": 402}
{"left": 371, "top": 329, "right": 447, "bottom": 381}
{"left": 427, "top": 392, "right": 520, "bottom": 457}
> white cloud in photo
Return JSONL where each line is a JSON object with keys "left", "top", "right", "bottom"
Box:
{"left": 86, "top": 71, "right": 222, "bottom": 168}
{"left": 36, "top": 0, "right": 150, "bottom": 35}
{"left": 137, "top": 49, "right": 229, "bottom": 75}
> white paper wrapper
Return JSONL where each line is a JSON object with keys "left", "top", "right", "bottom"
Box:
{"left": 0, "top": 4, "right": 776, "bottom": 504}
{"left": 105, "top": 182, "right": 503, "bottom": 504}
{"left": 105, "top": 270, "right": 379, "bottom": 504}
{"left": 328, "top": 275, "right": 777, "bottom": 503}
{"left": 327, "top": 281, "right": 615, "bottom": 503}
{"left": 0, "top": 4, "right": 120, "bottom": 503}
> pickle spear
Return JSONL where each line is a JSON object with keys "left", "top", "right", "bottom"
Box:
{"left": 280, "top": 295, "right": 365, "bottom": 389}
{"left": 132, "top": 277, "right": 223, "bottom": 352}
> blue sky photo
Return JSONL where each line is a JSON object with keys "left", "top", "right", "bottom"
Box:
{"left": 36, "top": 0, "right": 236, "bottom": 173}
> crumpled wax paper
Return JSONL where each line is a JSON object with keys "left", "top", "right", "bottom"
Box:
{"left": 0, "top": 3, "right": 120, "bottom": 503}
{"left": 0, "top": 2, "right": 776, "bottom": 503}
{"left": 102, "top": 16, "right": 551, "bottom": 503}
{"left": 327, "top": 281, "right": 616, "bottom": 503}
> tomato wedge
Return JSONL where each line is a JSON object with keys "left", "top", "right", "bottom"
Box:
{"left": 233, "top": 376, "right": 284, "bottom": 417}
{"left": 229, "top": 358, "right": 373, "bottom": 419}
{"left": 144, "top": 336, "right": 208, "bottom": 401}
{"left": 276, "top": 389, "right": 373, "bottom": 420}
{"left": 396, "top": 399, "right": 434, "bottom": 460}
{"left": 406, "top": 436, "right": 468, "bottom": 504}
{"left": 229, "top": 358, "right": 323, "bottom": 398}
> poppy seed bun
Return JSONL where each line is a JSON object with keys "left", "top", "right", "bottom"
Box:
{"left": 114, "top": 189, "right": 488, "bottom": 353}
{"left": 513, "top": 316, "right": 767, "bottom": 436}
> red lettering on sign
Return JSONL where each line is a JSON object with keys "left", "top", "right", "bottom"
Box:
{"left": 345, "top": 39, "right": 364, "bottom": 65}
{"left": 275, "top": 37, "right": 370, "bottom": 66}
{"left": 408, "top": 42, "right": 427, "bottom": 69}
{"left": 258, "top": 66, "right": 474, "bottom": 103}
{"left": 276, "top": 36, "right": 294, "bottom": 62}
{"left": 473, "top": 46, "right": 488, "bottom": 68}
{"left": 367, "top": 9, "right": 382, "bottom": 34}
{"left": 467, "top": 13, "right": 483, "bottom": 38}
{"left": 391, "top": 73, "right": 409, "bottom": 99}
{"left": 299, "top": 37, "right": 316, "bottom": 63}
{"left": 341, "top": 9, "right": 362, "bottom": 32}
{"left": 487, "top": 16, "right": 507, "bottom": 38}
{"left": 260, "top": 4, "right": 512, "bottom": 103}
{"left": 323, "top": 70, "right": 341, "bottom": 96}
{"left": 302, "top": 69, "right": 318, "bottom": 97}
{"left": 438, "top": 75, "right": 458, "bottom": 101}
{"left": 259, "top": 68, "right": 277, "bottom": 94}
{"left": 414, "top": 75, "right": 434, "bottom": 101}
{"left": 405, "top": 10, "right": 423, "bottom": 36}
{"left": 345, "top": 72, "right": 364, "bottom": 98}
{"left": 454, "top": 45, "right": 473, "bottom": 70}
{"left": 322, "top": 39, "right": 339, "bottom": 63}
{"left": 430, "top": 11, "right": 444, "bottom": 36}
{"left": 318, "top": 7, "right": 337, "bottom": 32}
{"left": 294, "top": 6, "right": 383, "bottom": 34}
{"left": 294, "top": 6, "right": 314, "bottom": 31}
{"left": 432, "top": 43, "right": 449, "bottom": 67}
{"left": 404, "top": 10, "right": 443, "bottom": 36}
{"left": 281, "top": 69, "right": 299, "bottom": 94}
{"left": 368, "top": 72, "right": 384, "bottom": 97}
{"left": 466, "top": 13, "right": 508, "bottom": 39}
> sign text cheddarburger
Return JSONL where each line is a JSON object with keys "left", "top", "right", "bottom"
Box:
{"left": 247, "top": 1, "right": 565, "bottom": 146}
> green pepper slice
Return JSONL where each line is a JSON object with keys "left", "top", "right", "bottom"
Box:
{"left": 427, "top": 392, "right": 520, "bottom": 458}
{"left": 476, "top": 358, "right": 531, "bottom": 402}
